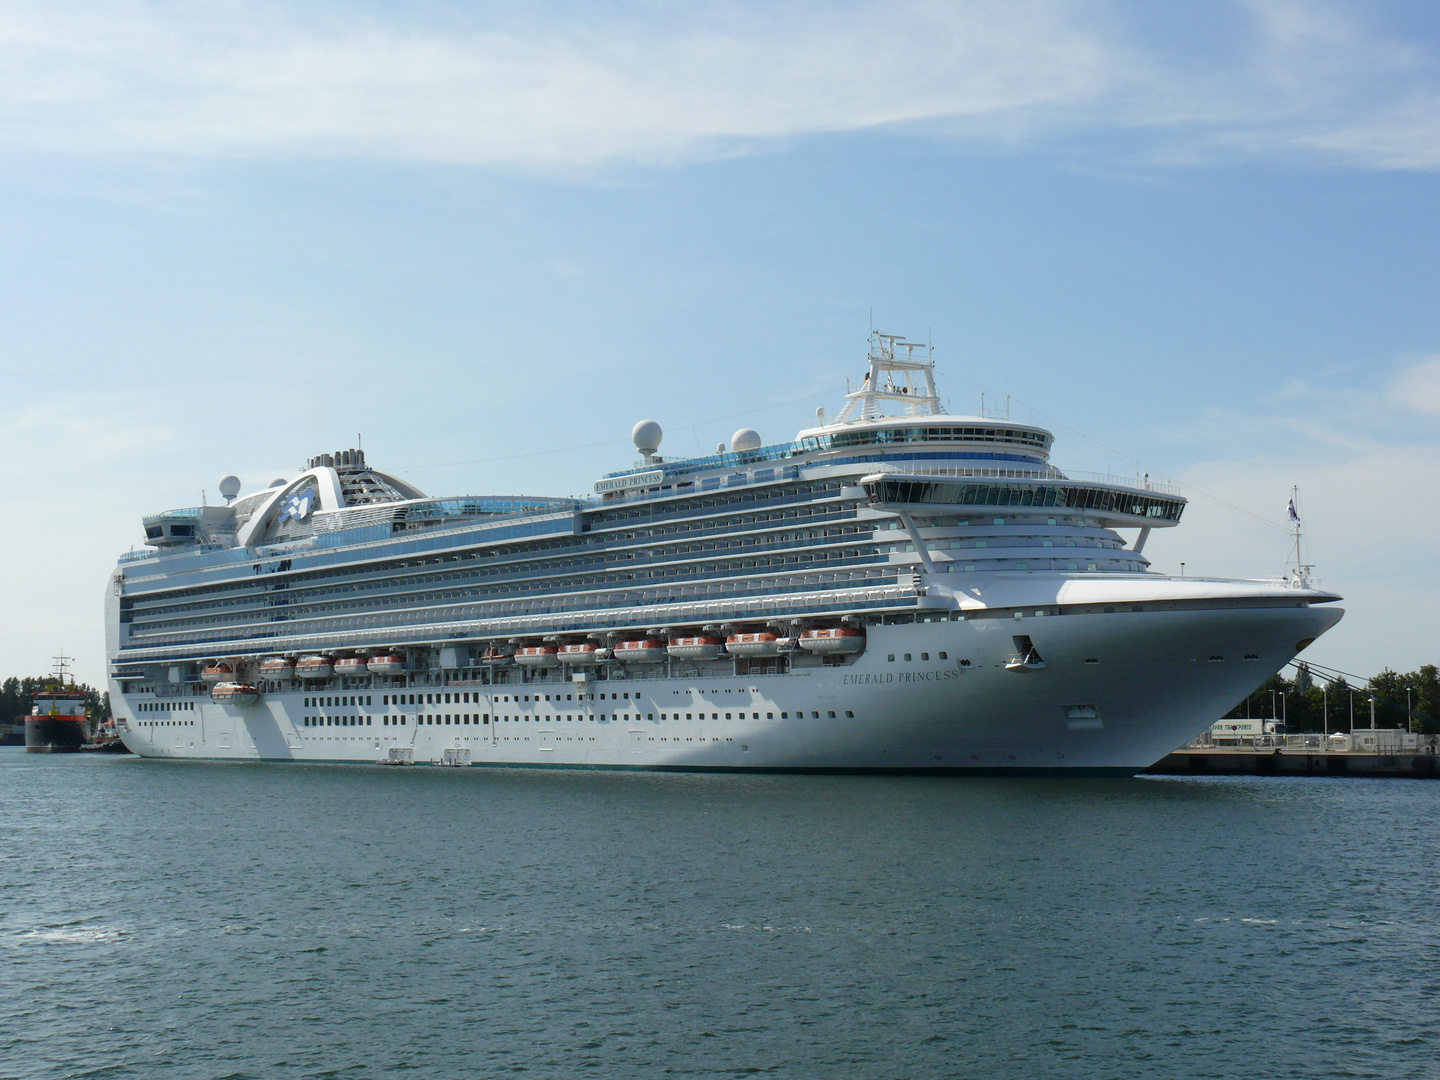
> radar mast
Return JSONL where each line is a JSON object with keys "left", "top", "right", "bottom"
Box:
{"left": 833, "top": 331, "right": 944, "bottom": 424}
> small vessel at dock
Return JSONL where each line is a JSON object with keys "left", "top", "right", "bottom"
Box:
{"left": 26, "top": 655, "right": 91, "bottom": 753}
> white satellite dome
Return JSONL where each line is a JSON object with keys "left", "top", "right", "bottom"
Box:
{"left": 217, "top": 475, "right": 241, "bottom": 502}
{"left": 632, "top": 420, "right": 663, "bottom": 455}
{"left": 731, "top": 428, "right": 761, "bottom": 452}
{"left": 269, "top": 478, "right": 287, "bottom": 488}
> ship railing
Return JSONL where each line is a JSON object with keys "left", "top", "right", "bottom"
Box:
{"left": 862, "top": 463, "right": 1065, "bottom": 482}
{"left": 1063, "top": 471, "right": 1183, "bottom": 496}
{"left": 1258, "top": 574, "right": 1324, "bottom": 589}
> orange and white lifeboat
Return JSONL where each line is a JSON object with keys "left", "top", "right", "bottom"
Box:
{"left": 481, "top": 645, "right": 516, "bottom": 666}
{"left": 613, "top": 639, "right": 667, "bottom": 664}
{"left": 667, "top": 635, "right": 726, "bottom": 661}
{"left": 258, "top": 657, "right": 295, "bottom": 679}
{"left": 514, "top": 644, "right": 560, "bottom": 668}
{"left": 797, "top": 627, "right": 866, "bottom": 654}
{"left": 559, "top": 643, "right": 609, "bottom": 665}
{"left": 334, "top": 657, "right": 369, "bottom": 679}
{"left": 367, "top": 653, "right": 407, "bottom": 675}
{"left": 724, "top": 632, "right": 788, "bottom": 657}
{"left": 200, "top": 663, "right": 233, "bottom": 684}
{"left": 295, "top": 655, "right": 332, "bottom": 679}
{"left": 210, "top": 682, "right": 259, "bottom": 706}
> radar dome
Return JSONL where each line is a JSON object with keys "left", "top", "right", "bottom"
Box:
{"left": 632, "top": 420, "right": 663, "bottom": 455}
{"left": 731, "top": 428, "right": 761, "bottom": 452}
{"left": 218, "top": 475, "right": 241, "bottom": 501}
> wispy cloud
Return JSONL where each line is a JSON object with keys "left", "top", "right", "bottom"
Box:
{"left": 1387, "top": 355, "right": 1440, "bottom": 415}
{"left": 0, "top": 0, "right": 1436, "bottom": 172}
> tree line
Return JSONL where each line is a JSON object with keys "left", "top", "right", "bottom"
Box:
{"left": 1, "top": 676, "right": 111, "bottom": 725}
{"left": 1223, "top": 662, "right": 1440, "bottom": 735}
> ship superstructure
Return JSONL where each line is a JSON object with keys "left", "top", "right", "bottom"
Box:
{"left": 106, "top": 334, "right": 1343, "bottom": 772}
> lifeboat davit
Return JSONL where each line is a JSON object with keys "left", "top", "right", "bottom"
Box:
{"left": 724, "top": 632, "right": 787, "bottom": 657}
{"left": 667, "top": 635, "right": 726, "bottom": 661}
{"left": 514, "top": 644, "right": 560, "bottom": 668}
{"left": 367, "top": 653, "right": 407, "bottom": 675}
{"left": 481, "top": 645, "right": 516, "bottom": 666}
{"left": 210, "top": 682, "right": 259, "bottom": 706}
{"left": 797, "top": 627, "right": 866, "bottom": 654}
{"left": 559, "top": 643, "right": 609, "bottom": 665}
{"left": 258, "top": 657, "right": 295, "bottom": 679}
{"left": 200, "top": 663, "right": 233, "bottom": 684}
{"left": 295, "top": 655, "right": 332, "bottom": 679}
{"left": 613, "top": 639, "right": 667, "bottom": 664}
{"left": 334, "top": 657, "right": 369, "bottom": 679}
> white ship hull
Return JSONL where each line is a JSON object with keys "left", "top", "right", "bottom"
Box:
{"left": 115, "top": 600, "right": 1340, "bottom": 773}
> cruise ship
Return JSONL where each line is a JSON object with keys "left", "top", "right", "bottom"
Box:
{"left": 106, "top": 334, "right": 1343, "bottom": 773}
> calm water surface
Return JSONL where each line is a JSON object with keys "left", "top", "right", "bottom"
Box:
{"left": 2, "top": 749, "right": 1437, "bottom": 1079}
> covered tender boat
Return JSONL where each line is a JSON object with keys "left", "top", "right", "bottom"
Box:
{"left": 797, "top": 627, "right": 865, "bottom": 654}
{"left": 295, "top": 655, "right": 332, "bottom": 679}
{"left": 481, "top": 645, "right": 516, "bottom": 666}
{"left": 613, "top": 639, "right": 667, "bottom": 663}
{"left": 515, "top": 644, "right": 560, "bottom": 668}
{"left": 334, "top": 657, "right": 369, "bottom": 678}
{"left": 367, "top": 653, "right": 407, "bottom": 674}
{"left": 259, "top": 657, "right": 295, "bottom": 679}
{"left": 725, "top": 632, "right": 789, "bottom": 657}
{"left": 559, "top": 643, "right": 609, "bottom": 664}
{"left": 200, "top": 663, "right": 233, "bottom": 684}
{"left": 668, "top": 635, "right": 726, "bottom": 661}
{"left": 211, "top": 682, "right": 260, "bottom": 706}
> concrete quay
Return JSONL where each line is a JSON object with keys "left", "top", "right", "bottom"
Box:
{"left": 1144, "top": 748, "right": 1440, "bottom": 778}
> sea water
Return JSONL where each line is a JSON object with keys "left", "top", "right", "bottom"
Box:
{"left": 2, "top": 749, "right": 1437, "bottom": 1079}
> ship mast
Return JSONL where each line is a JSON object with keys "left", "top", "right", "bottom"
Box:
{"left": 833, "top": 331, "right": 944, "bottom": 424}
{"left": 1286, "top": 486, "right": 1313, "bottom": 588}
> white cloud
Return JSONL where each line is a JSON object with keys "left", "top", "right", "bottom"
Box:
{"left": 1136, "top": 354, "right": 1440, "bottom": 678}
{"left": 0, "top": 0, "right": 1436, "bottom": 172}
{"left": 1387, "top": 355, "right": 1440, "bottom": 416}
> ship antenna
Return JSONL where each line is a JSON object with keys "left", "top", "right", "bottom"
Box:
{"left": 1287, "top": 485, "right": 1312, "bottom": 587}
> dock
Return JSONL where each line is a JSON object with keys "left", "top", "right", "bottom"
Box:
{"left": 1144, "top": 748, "right": 1440, "bottom": 778}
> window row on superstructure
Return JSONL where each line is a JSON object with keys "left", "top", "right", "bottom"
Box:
{"left": 595, "top": 424, "right": 1052, "bottom": 487}
{"left": 121, "top": 564, "right": 905, "bottom": 652}
{"left": 125, "top": 480, "right": 849, "bottom": 605}
{"left": 121, "top": 482, "right": 863, "bottom": 623}
{"left": 868, "top": 479, "right": 1184, "bottom": 521}
{"left": 125, "top": 517, "right": 874, "bottom": 629}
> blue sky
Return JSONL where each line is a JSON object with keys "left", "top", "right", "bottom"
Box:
{"left": 1, "top": 0, "right": 1437, "bottom": 688}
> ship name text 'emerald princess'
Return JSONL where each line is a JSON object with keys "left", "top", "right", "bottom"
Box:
{"left": 107, "top": 335, "right": 1343, "bottom": 772}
